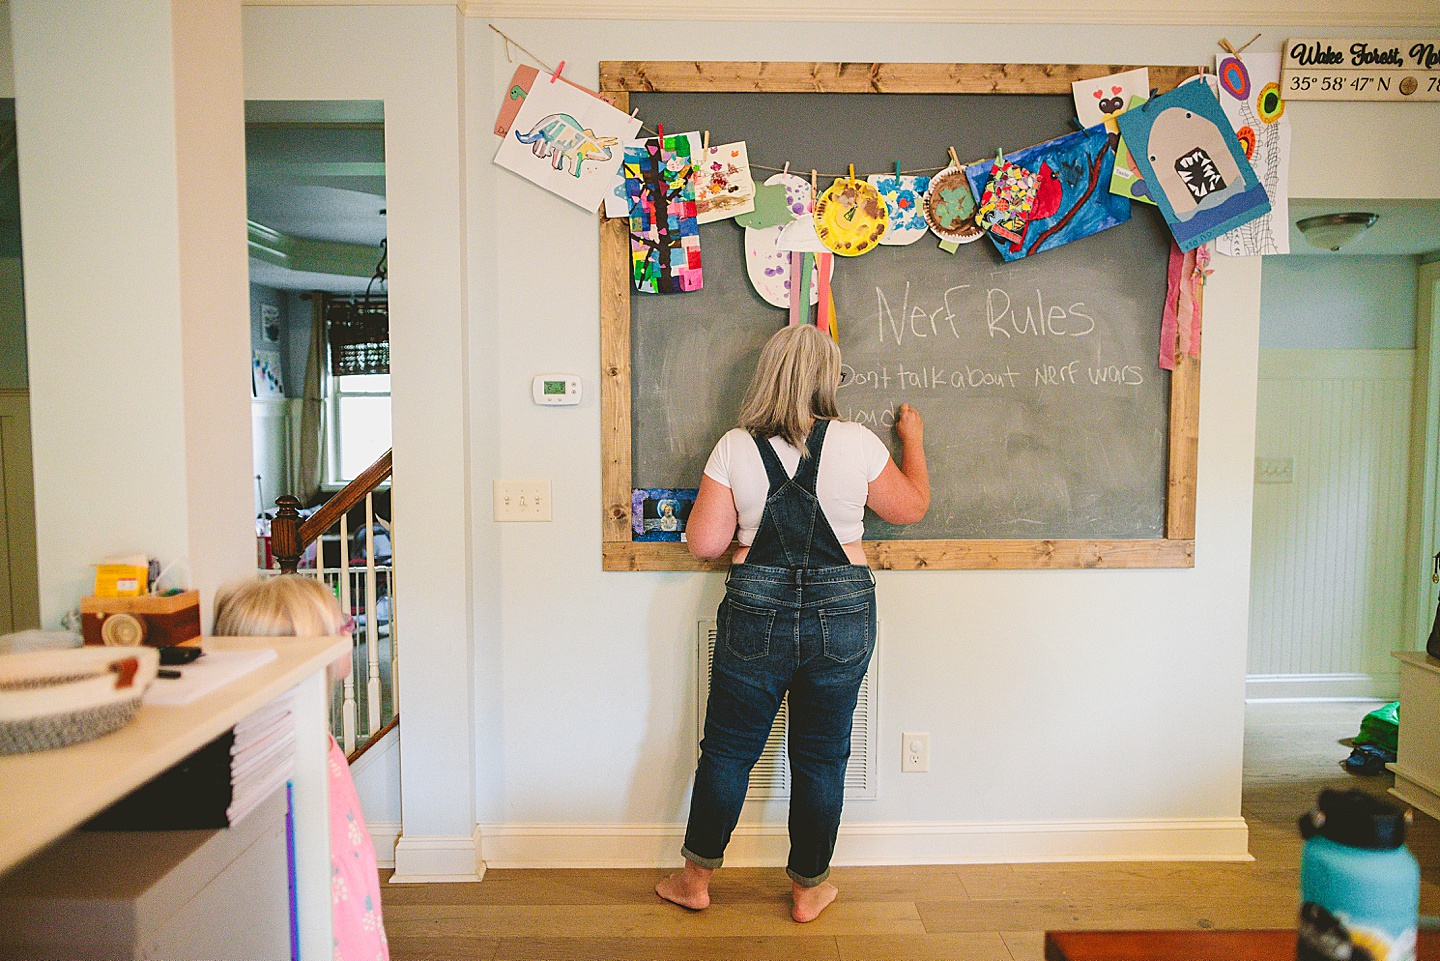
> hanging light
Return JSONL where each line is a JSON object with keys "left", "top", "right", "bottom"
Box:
{"left": 1296, "top": 212, "right": 1379, "bottom": 252}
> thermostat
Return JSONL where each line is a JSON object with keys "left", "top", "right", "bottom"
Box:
{"left": 532, "top": 374, "right": 581, "bottom": 406}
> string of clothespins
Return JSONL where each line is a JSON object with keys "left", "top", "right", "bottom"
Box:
{"left": 489, "top": 22, "right": 968, "bottom": 183}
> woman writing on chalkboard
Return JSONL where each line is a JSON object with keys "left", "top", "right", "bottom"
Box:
{"left": 657, "top": 324, "right": 928, "bottom": 923}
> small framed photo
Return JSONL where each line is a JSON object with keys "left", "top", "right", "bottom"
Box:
{"left": 632, "top": 488, "right": 697, "bottom": 542}
{"left": 261, "top": 304, "right": 282, "bottom": 344}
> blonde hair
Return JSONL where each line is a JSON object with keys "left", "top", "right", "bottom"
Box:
{"left": 737, "top": 325, "right": 842, "bottom": 453}
{"left": 214, "top": 575, "right": 347, "bottom": 639}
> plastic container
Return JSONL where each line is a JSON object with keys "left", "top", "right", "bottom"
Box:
{"left": 1297, "top": 789, "right": 1420, "bottom": 961}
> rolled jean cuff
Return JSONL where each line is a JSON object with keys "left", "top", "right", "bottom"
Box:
{"left": 681, "top": 846, "right": 723, "bottom": 870}
{"left": 786, "top": 866, "right": 830, "bottom": 888}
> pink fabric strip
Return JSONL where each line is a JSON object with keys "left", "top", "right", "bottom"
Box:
{"left": 1188, "top": 245, "right": 1209, "bottom": 358}
{"left": 1175, "top": 247, "right": 1197, "bottom": 358}
{"left": 788, "top": 251, "right": 804, "bottom": 326}
{"left": 815, "top": 253, "right": 832, "bottom": 332}
{"left": 1158, "top": 241, "right": 1183, "bottom": 371}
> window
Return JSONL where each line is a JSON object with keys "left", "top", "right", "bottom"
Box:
{"left": 326, "top": 371, "right": 391, "bottom": 485}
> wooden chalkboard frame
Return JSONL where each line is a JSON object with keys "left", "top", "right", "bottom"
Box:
{"left": 599, "top": 61, "right": 1201, "bottom": 572}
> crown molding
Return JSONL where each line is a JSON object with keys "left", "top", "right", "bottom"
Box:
{"left": 237, "top": 0, "right": 1440, "bottom": 24}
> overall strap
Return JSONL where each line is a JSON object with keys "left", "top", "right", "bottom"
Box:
{"left": 790, "top": 419, "right": 830, "bottom": 493}
{"left": 752, "top": 433, "right": 792, "bottom": 495}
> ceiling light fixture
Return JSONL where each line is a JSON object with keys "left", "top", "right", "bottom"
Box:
{"left": 1296, "top": 212, "right": 1379, "bottom": 252}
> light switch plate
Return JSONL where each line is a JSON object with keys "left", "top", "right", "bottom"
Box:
{"left": 1255, "top": 457, "right": 1294, "bottom": 484}
{"left": 494, "top": 479, "right": 552, "bottom": 522}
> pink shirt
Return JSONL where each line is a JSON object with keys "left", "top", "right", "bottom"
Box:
{"left": 328, "top": 734, "right": 389, "bottom": 961}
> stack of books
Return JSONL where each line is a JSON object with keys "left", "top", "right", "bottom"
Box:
{"left": 86, "top": 694, "right": 294, "bottom": 831}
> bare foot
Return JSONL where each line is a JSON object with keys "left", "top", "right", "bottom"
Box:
{"left": 656, "top": 861, "right": 713, "bottom": 910}
{"left": 791, "top": 880, "right": 838, "bottom": 922}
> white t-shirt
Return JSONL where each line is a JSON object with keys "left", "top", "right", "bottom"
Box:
{"left": 703, "top": 420, "right": 892, "bottom": 546}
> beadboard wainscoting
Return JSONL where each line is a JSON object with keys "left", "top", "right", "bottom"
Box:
{"left": 1248, "top": 349, "right": 1414, "bottom": 702}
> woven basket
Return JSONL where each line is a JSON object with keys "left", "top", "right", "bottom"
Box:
{"left": 0, "top": 647, "right": 159, "bottom": 755}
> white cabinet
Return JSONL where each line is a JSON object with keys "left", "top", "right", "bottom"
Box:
{"left": 1389, "top": 652, "right": 1440, "bottom": 821}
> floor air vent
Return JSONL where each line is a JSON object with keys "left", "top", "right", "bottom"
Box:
{"left": 697, "top": 619, "right": 878, "bottom": 801}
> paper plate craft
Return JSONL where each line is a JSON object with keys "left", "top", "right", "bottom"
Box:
{"left": 972, "top": 152, "right": 1039, "bottom": 245}
{"left": 964, "top": 128, "right": 1131, "bottom": 262}
{"left": 1116, "top": 79, "right": 1270, "bottom": 252}
{"left": 1072, "top": 67, "right": 1148, "bottom": 132}
{"left": 814, "top": 176, "right": 889, "bottom": 256}
{"left": 867, "top": 173, "right": 931, "bottom": 246}
{"left": 694, "top": 141, "right": 756, "bottom": 224}
{"left": 1213, "top": 54, "right": 1291, "bottom": 256}
{"left": 625, "top": 134, "right": 702, "bottom": 293}
{"left": 494, "top": 78, "right": 642, "bottom": 211}
{"left": 493, "top": 64, "right": 616, "bottom": 138}
{"left": 745, "top": 172, "right": 830, "bottom": 309}
{"left": 922, "top": 166, "right": 984, "bottom": 245}
{"left": 733, "top": 182, "right": 797, "bottom": 229}
{"left": 776, "top": 211, "right": 829, "bottom": 252}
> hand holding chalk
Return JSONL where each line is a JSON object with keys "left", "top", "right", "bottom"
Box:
{"left": 895, "top": 403, "right": 924, "bottom": 447}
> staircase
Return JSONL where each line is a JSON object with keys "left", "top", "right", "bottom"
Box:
{"left": 266, "top": 449, "right": 397, "bottom": 761}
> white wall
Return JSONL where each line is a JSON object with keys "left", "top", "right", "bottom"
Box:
{"left": 245, "top": 13, "right": 1440, "bottom": 867}
{"left": 245, "top": 5, "right": 479, "bottom": 880}
{"left": 1260, "top": 256, "right": 1418, "bottom": 350}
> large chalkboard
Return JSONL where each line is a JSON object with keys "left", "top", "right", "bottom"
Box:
{"left": 600, "top": 63, "right": 1200, "bottom": 572}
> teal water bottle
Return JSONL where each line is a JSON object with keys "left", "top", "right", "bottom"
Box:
{"left": 1297, "top": 789, "right": 1419, "bottom": 961}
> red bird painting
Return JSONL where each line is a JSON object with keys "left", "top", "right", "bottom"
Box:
{"left": 1009, "top": 162, "right": 1062, "bottom": 253}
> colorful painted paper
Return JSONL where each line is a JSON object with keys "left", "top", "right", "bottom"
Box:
{"left": 694, "top": 141, "right": 756, "bottom": 224}
{"left": 493, "top": 65, "right": 616, "bottom": 138}
{"left": 972, "top": 153, "right": 1038, "bottom": 245}
{"left": 494, "top": 78, "right": 642, "bottom": 211}
{"left": 631, "top": 488, "right": 697, "bottom": 542}
{"left": 922, "top": 166, "right": 984, "bottom": 246}
{"left": 1109, "top": 97, "right": 1157, "bottom": 206}
{"left": 1213, "top": 54, "right": 1292, "bottom": 256}
{"left": 1116, "top": 79, "right": 1271, "bottom": 252}
{"left": 745, "top": 173, "right": 830, "bottom": 309}
{"left": 814, "top": 177, "right": 889, "bottom": 256}
{"left": 605, "top": 133, "right": 700, "bottom": 219}
{"left": 626, "top": 135, "right": 702, "bottom": 293}
{"left": 1159, "top": 241, "right": 1209, "bottom": 370}
{"left": 867, "top": 174, "right": 932, "bottom": 245}
{"left": 733, "top": 182, "right": 797, "bottom": 229}
{"left": 965, "top": 128, "right": 1130, "bottom": 261}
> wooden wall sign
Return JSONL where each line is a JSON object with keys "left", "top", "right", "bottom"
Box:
{"left": 1283, "top": 37, "right": 1440, "bottom": 101}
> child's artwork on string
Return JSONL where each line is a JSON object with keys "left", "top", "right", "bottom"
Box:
{"left": 1117, "top": 79, "right": 1270, "bottom": 252}
{"left": 631, "top": 488, "right": 697, "bottom": 542}
{"left": 922, "top": 166, "right": 985, "bottom": 248}
{"left": 494, "top": 78, "right": 641, "bottom": 211}
{"left": 867, "top": 173, "right": 932, "bottom": 246}
{"left": 734, "top": 182, "right": 798, "bottom": 229}
{"left": 1213, "top": 53, "right": 1291, "bottom": 256}
{"left": 745, "top": 172, "right": 830, "bottom": 309}
{"left": 965, "top": 129, "right": 1131, "bottom": 261}
{"left": 814, "top": 177, "right": 889, "bottom": 256}
{"left": 971, "top": 152, "right": 1038, "bottom": 245}
{"left": 626, "top": 135, "right": 702, "bottom": 293}
{"left": 694, "top": 141, "right": 756, "bottom": 224}
{"left": 1109, "top": 98, "right": 1156, "bottom": 206}
{"left": 1072, "top": 68, "right": 1148, "bottom": 130}
{"left": 493, "top": 64, "right": 616, "bottom": 138}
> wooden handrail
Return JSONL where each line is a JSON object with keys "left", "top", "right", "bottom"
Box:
{"left": 272, "top": 448, "right": 392, "bottom": 574}
{"left": 347, "top": 714, "right": 398, "bottom": 765}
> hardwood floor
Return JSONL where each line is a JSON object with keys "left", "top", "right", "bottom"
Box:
{"left": 382, "top": 701, "right": 1439, "bottom": 960}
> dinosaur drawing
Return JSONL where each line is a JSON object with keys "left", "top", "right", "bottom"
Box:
{"left": 513, "top": 113, "right": 619, "bottom": 178}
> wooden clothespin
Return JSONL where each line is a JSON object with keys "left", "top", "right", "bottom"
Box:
{"left": 549, "top": 60, "right": 565, "bottom": 83}
{"left": 630, "top": 107, "right": 639, "bottom": 119}
{"left": 948, "top": 147, "right": 960, "bottom": 169}
{"left": 810, "top": 169, "right": 818, "bottom": 196}
{"left": 783, "top": 161, "right": 790, "bottom": 175}
{"left": 702, "top": 131, "right": 710, "bottom": 153}
{"left": 848, "top": 163, "right": 855, "bottom": 182}
{"left": 657, "top": 122, "right": 664, "bottom": 140}
{"left": 1219, "top": 33, "right": 1262, "bottom": 57}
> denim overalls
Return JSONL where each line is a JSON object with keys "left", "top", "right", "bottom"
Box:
{"left": 681, "top": 419, "right": 877, "bottom": 887}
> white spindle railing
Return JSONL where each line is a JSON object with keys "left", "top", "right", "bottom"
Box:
{"left": 260, "top": 494, "right": 396, "bottom": 755}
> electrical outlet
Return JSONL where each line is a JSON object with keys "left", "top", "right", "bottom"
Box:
{"left": 901, "top": 732, "right": 929, "bottom": 773}
{"left": 493, "top": 479, "right": 552, "bottom": 522}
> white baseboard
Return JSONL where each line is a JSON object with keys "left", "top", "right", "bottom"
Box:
{"left": 368, "top": 821, "right": 400, "bottom": 868}
{"left": 474, "top": 817, "right": 1251, "bottom": 869}
{"left": 390, "top": 829, "right": 486, "bottom": 883}
{"left": 1246, "top": 673, "right": 1400, "bottom": 702}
